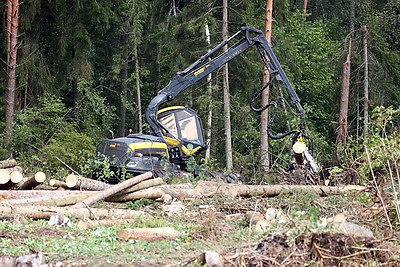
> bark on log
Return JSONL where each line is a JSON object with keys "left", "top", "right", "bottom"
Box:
{"left": 3, "top": 166, "right": 22, "bottom": 173}
{"left": 0, "top": 159, "right": 17, "bottom": 169}
{"left": 73, "top": 172, "right": 153, "bottom": 208}
{"left": 116, "top": 177, "right": 164, "bottom": 196}
{"left": 0, "top": 192, "right": 95, "bottom": 206}
{"left": 16, "top": 172, "right": 46, "bottom": 190}
{"left": 117, "top": 227, "right": 180, "bottom": 241}
{"left": 0, "top": 190, "right": 93, "bottom": 200}
{"left": 106, "top": 183, "right": 194, "bottom": 202}
{"left": 77, "top": 218, "right": 140, "bottom": 230}
{"left": 108, "top": 182, "right": 365, "bottom": 201}
{"left": 65, "top": 174, "right": 110, "bottom": 191}
{"left": 0, "top": 205, "right": 149, "bottom": 220}
{"left": 49, "top": 179, "right": 69, "bottom": 189}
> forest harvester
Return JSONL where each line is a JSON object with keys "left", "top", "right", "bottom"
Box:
{"left": 96, "top": 26, "right": 318, "bottom": 180}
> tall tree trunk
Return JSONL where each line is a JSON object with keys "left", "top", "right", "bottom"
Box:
{"left": 5, "top": 0, "right": 19, "bottom": 149}
{"left": 260, "top": 0, "right": 273, "bottom": 172}
{"left": 349, "top": 0, "right": 355, "bottom": 36}
{"left": 119, "top": 30, "right": 129, "bottom": 136}
{"left": 362, "top": 25, "right": 369, "bottom": 135}
{"left": 222, "top": 0, "right": 233, "bottom": 171}
{"left": 336, "top": 38, "right": 352, "bottom": 144}
{"left": 205, "top": 21, "right": 213, "bottom": 164}
{"left": 134, "top": 42, "right": 142, "bottom": 134}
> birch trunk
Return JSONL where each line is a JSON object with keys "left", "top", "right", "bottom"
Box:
{"left": 362, "top": 26, "right": 369, "bottom": 135}
{"left": 205, "top": 21, "right": 213, "bottom": 164}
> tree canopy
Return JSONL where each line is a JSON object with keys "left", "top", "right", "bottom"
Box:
{"left": 1, "top": 0, "right": 399, "bottom": 179}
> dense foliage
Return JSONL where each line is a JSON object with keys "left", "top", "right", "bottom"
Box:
{"left": 1, "top": 0, "right": 399, "bottom": 178}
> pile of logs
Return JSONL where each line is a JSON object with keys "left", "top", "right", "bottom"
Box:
{"left": 0, "top": 159, "right": 46, "bottom": 190}
{"left": 0, "top": 157, "right": 366, "bottom": 222}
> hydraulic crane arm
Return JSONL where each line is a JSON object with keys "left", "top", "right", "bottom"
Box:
{"left": 145, "top": 26, "right": 318, "bottom": 173}
{"left": 146, "top": 26, "right": 304, "bottom": 138}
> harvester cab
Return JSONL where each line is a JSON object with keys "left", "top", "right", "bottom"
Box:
{"left": 156, "top": 106, "right": 206, "bottom": 169}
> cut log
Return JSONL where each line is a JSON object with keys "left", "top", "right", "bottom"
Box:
{"left": 65, "top": 174, "right": 110, "bottom": 191}
{"left": 0, "top": 192, "right": 96, "bottom": 206}
{"left": 0, "top": 190, "right": 93, "bottom": 200}
{"left": 77, "top": 218, "right": 140, "bottom": 230}
{"left": 73, "top": 172, "right": 153, "bottom": 208}
{"left": 10, "top": 171, "right": 23, "bottom": 183}
{"left": 3, "top": 166, "right": 22, "bottom": 173}
{"left": 0, "top": 159, "right": 17, "bottom": 169}
{"left": 116, "top": 177, "right": 164, "bottom": 195}
{"left": 0, "top": 169, "right": 10, "bottom": 184}
{"left": 117, "top": 227, "right": 180, "bottom": 242}
{"left": 16, "top": 172, "right": 46, "bottom": 190}
{"left": 106, "top": 184, "right": 194, "bottom": 202}
{"left": 0, "top": 205, "right": 149, "bottom": 220}
{"left": 194, "top": 181, "right": 365, "bottom": 198}
{"left": 49, "top": 179, "right": 69, "bottom": 189}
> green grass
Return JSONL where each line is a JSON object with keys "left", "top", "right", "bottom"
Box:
{"left": 1, "top": 191, "right": 398, "bottom": 265}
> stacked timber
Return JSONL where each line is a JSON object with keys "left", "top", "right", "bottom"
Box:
{"left": 0, "top": 159, "right": 47, "bottom": 190}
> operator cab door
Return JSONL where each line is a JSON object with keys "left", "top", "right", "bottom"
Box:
{"left": 157, "top": 106, "right": 206, "bottom": 165}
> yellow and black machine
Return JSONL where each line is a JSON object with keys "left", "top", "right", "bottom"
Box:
{"left": 97, "top": 26, "right": 318, "bottom": 178}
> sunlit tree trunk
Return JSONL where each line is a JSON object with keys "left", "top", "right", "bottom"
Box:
{"left": 205, "top": 21, "right": 213, "bottom": 164}
{"left": 222, "top": 0, "right": 233, "bottom": 171}
{"left": 261, "top": 0, "right": 273, "bottom": 172}
{"left": 5, "top": 0, "right": 19, "bottom": 148}
{"left": 362, "top": 25, "right": 369, "bottom": 135}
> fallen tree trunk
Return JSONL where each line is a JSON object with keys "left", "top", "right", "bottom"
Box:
{"left": 0, "top": 205, "right": 149, "bottom": 220}
{"left": 16, "top": 172, "right": 46, "bottom": 190}
{"left": 194, "top": 181, "right": 365, "bottom": 198}
{"left": 116, "top": 177, "right": 164, "bottom": 196}
{"left": 0, "top": 159, "right": 17, "bottom": 169}
{"left": 65, "top": 174, "right": 110, "bottom": 191}
{"left": 0, "top": 190, "right": 93, "bottom": 200}
{"left": 108, "top": 182, "right": 365, "bottom": 201}
{"left": 73, "top": 172, "right": 153, "bottom": 208}
{"left": 107, "top": 183, "right": 194, "bottom": 202}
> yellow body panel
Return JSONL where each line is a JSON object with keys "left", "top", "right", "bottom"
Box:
{"left": 128, "top": 141, "right": 168, "bottom": 151}
{"left": 157, "top": 106, "right": 185, "bottom": 115}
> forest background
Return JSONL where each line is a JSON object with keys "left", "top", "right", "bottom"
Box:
{"left": 0, "top": 0, "right": 399, "bottom": 182}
